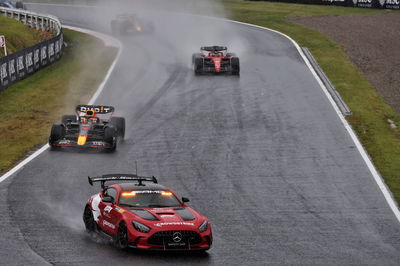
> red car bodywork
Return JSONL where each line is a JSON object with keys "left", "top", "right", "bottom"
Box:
{"left": 192, "top": 46, "right": 240, "bottom": 75}
{"left": 84, "top": 175, "right": 212, "bottom": 251}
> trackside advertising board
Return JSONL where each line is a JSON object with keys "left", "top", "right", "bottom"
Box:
{"left": 248, "top": 0, "right": 399, "bottom": 9}
{"left": 0, "top": 33, "right": 63, "bottom": 91}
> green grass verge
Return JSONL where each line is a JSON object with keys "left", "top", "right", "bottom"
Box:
{"left": 222, "top": 0, "right": 400, "bottom": 203}
{"left": 0, "top": 29, "right": 117, "bottom": 174}
{"left": 0, "top": 16, "right": 53, "bottom": 56}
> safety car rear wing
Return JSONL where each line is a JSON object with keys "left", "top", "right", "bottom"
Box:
{"left": 88, "top": 174, "right": 158, "bottom": 188}
{"left": 76, "top": 105, "right": 115, "bottom": 115}
{"left": 201, "top": 46, "right": 227, "bottom": 52}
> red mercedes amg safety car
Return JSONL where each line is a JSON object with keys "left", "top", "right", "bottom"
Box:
{"left": 83, "top": 174, "right": 212, "bottom": 251}
{"left": 192, "top": 46, "right": 240, "bottom": 75}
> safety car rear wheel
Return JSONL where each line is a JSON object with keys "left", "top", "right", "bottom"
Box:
{"left": 83, "top": 205, "right": 97, "bottom": 232}
{"left": 115, "top": 222, "right": 129, "bottom": 249}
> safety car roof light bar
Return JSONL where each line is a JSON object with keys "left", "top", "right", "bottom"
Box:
{"left": 88, "top": 174, "right": 158, "bottom": 188}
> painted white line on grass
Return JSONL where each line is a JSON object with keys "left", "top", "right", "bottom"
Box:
{"left": 0, "top": 26, "right": 122, "bottom": 184}
{"left": 226, "top": 19, "right": 400, "bottom": 223}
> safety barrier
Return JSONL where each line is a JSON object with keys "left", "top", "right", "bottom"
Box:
{"left": 247, "top": 0, "right": 399, "bottom": 9}
{"left": 0, "top": 6, "right": 63, "bottom": 91}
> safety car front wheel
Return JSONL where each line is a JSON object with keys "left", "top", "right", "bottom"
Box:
{"left": 115, "top": 222, "right": 129, "bottom": 249}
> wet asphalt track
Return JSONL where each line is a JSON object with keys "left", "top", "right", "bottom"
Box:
{"left": 1, "top": 3, "right": 400, "bottom": 265}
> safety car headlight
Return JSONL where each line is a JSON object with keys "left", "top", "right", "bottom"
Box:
{"left": 132, "top": 221, "right": 150, "bottom": 233}
{"left": 199, "top": 220, "right": 208, "bottom": 232}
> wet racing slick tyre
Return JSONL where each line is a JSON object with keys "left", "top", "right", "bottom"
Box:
{"left": 231, "top": 57, "right": 240, "bottom": 76}
{"left": 15, "top": 1, "right": 24, "bottom": 9}
{"left": 192, "top": 53, "right": 202, "bottom": 64}
{"left": 111, "top": 117, "right": 125, "bottom": 139}
{"left": 104, "top": 127, "right": 116, "bottom": 143}
{"left": 61, "top": 114, "right": 77, "bottom": 125}
{"left": 104, "top": 127, "right": 117, "bottom": 152}
{"left": 193, "top": 57, "right": 204, "bottom": 75}
{"left": 83, "top": 205, "right": 97, "bottom": 232}
{"left": 49, "top": 124, "right": 65, "bottom": 149}
{"left": 115, "top": 221, "right": 129, "bottom": 249}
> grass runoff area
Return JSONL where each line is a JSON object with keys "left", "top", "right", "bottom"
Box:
{"left": 0, "top": 16, "right": 53, "bottom": 56}
{"left": 222, "top": 0, "right": 400, "bottom": 203}
{"left": 0, "top": 29, "right": 117, "bottom": 175}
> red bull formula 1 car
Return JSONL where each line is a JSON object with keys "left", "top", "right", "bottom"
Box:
{"left": 111, "top": 13, "right": 154, "bottom": 35}
{"left": 49, "top": 105, "right": 125, "bottom": 151}
{"left": 83, "top": 174, "right": 212, "bottom": 251}
{"left": 192, "top": 46, "right": 240, "bottom": 75}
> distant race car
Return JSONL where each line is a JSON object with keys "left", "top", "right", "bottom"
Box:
{"left": 49, "top": 105, "right": 125, "bottom": 151}
{"left": 110, "top": 13, "right": 154, "bottom": 35}
{"left": 83, "top": 174, "right": 213, "bottom": 251}
{"left": 192, "top": 46, "right": 240, "bottom": 75}
{"left": 0, "top": 0, "right": 24, "bottom": 9}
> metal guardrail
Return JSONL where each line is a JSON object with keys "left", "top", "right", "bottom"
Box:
{"left": 0, "top": 6, "right": 61, "bottom": 35}
{"left": 0, "top": 6, "right": 63, "bottom": 91}
{"left": 301, "top": 47, "right": 352, "bottom": 116}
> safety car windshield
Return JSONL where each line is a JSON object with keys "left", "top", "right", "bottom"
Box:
{"left": 119, "top": 190, "right": 181, "bottom": 207}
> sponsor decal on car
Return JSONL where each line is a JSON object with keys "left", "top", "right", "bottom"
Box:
{"left": 154, "top": 222, "right": 195, "bottom": 227}
{"left": 104, "top": 205, "right": 113, "bottom": 213}
{"left": 103, "top": 220, "right": 115, "bottom": 229}
{"left": 91, "top": 194, "right": 101, "bottom": 222}
{"left": 92, "top": 141, "right": 105, "bottom": 146}
{"left": 114, "top": 207, "right": 125, "bottom": 213}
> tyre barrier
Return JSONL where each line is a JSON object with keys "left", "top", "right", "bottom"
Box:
{"left": 0, "top": 6, "right": 63, "bottom": 91}
{"left": 247, "top": 0, "right": 399, "bottom": 9}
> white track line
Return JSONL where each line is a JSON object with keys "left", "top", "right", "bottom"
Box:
{"left": 226, "top": 19, "right": 400, "bottom": 223}
{"left": 0, "top": 26, "right": 122, "bottom": 184}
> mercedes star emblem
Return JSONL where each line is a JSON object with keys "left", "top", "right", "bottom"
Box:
{"left": 172, "top": 232, "right": 182, "bottom": 243}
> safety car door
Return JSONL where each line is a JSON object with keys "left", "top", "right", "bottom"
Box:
{"left": 98, "top": 187, "right": 119, "bottom": 235}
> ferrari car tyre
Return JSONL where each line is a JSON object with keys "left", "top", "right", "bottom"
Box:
{"left": 194, "top": 57, "right": 204, "bottom": 75}
{"left": 115, "top": 222, "right": 129, "bottom": 249}
{"left": 61, "top": 114, "right": 77, "bottom": 125}
{"left": 83, "top": 205, "right": 97, "bottom": 232}
{"left": 192, "top": 53, "right": 202, "bottom": 64}
{"left": 111, "top": 117, "right": 125, "bottom": 139}
{"left": 49, "top": 124, "right": 65, "bottom": 143}
{"left": 231, "top": 57, "right": 240, "bottom": 75}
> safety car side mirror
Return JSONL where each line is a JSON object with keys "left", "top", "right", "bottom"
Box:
{"left": 182, "top": 197, "right": 190, "bottom": 203}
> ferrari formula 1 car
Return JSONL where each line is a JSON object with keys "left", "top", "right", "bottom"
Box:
{"left": 83, "top": 174, "right": 212, "bottom": 251}
{"left": 192, "top": 46, "right": 240, "bottom": 75}
{"left": 110, "top": 13, "right": 154, "bottom": 35}
{"left": 49, "top": 105, "right": 125, "bottom": 151}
